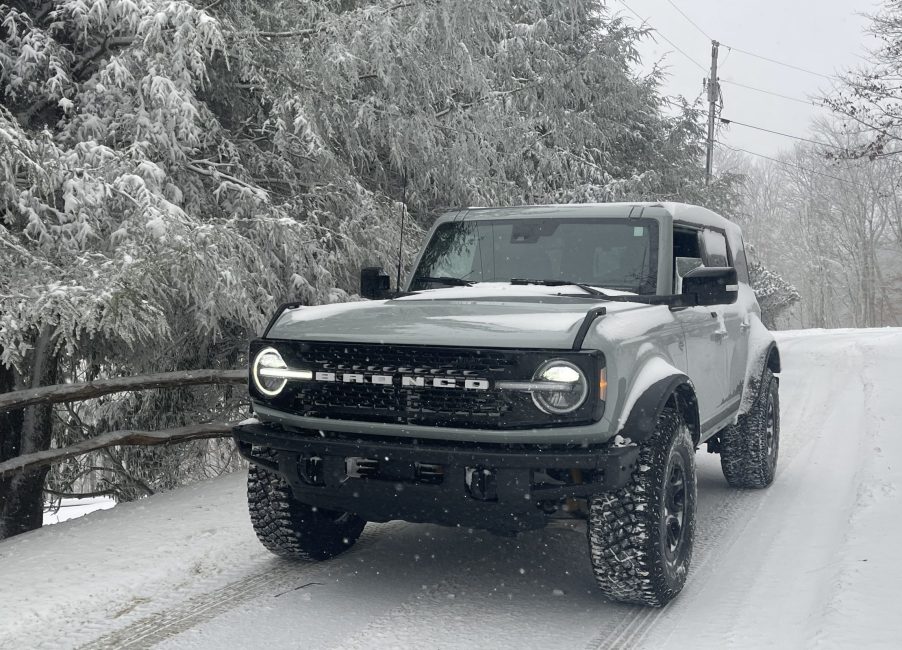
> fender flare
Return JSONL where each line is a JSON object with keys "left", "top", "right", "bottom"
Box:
{"left": 619, "top": 374, "right": 700, "bottom": 445}
{"left": 739, "top": 319, "right": 781, "bottom": 414}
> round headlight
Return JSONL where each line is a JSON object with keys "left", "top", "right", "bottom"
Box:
{"left": 252, "top": 347, "right": 288, "bottom": 397}
{"left": 531, "top": 360, "right": 588, "bottom": 414}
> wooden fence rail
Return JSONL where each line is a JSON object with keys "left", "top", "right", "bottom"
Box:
{"left": 0, "top": 369, "right": 247, "bottom": 478}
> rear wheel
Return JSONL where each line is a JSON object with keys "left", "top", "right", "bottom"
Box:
{"left": 720, "top": 369, "right": 780, "bottom": 489}
{"left": 587, "top": 407, "right": 697, "bottom": 607}
{"left": 247, "top": 451, "right": 365, "bottom": 560}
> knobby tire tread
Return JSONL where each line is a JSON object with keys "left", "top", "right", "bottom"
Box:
{"left": 247, "top": 448, "right": 365, "bottom": 561}
{"left": 720, "top": 369, "right": 779, "bottom": 489}
{"left": 587, "top": 408, "right": 696, "bottom": 607}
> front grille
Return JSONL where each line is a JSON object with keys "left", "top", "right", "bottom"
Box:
{"left": 303, "top": 342, "right": 517, "bottom": 375}
{"left": 297, "top": 382, "right": 513, "bottom": 419}
{"left": 253, "top": 340, "right": 599, "bottom": 429}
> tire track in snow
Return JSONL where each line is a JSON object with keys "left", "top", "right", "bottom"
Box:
{"left": 78, "top": 523, "right": 396, "bottom": 650}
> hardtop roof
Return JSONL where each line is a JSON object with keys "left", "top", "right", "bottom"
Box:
{"left": 441, "top": 202, "right": 738, "bottom": 236}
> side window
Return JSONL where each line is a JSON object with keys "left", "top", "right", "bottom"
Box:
{"left": 733, "top": 238, "right": 751, "bottom": 283}
{"left": 700, "top": 229, "right": 729, "bottom": 267}
{"left": 672, "top": 228, "right": 703, "bottom": 293}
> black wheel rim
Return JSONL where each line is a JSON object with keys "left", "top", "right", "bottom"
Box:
{"left": 663, "top": 451, "right": 688, "bottom": 566}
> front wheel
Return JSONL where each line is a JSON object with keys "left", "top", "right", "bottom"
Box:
{"left": 247, "top": 453, "right": 366, "bottom": 561}
{"left": 587, "top": 407, "right": 697, "bottom": 607}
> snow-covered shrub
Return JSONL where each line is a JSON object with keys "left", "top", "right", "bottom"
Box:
{"left": 750, "top": 261, "right": 801, "bottom": 329}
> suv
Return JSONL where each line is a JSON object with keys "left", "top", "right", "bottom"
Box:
{"left": 233, "top": 202, "right": 780, "bottom": 607}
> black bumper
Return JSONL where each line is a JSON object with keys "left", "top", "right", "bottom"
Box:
{"left": 234, "top": 422, "right": 639, "bottom": 534}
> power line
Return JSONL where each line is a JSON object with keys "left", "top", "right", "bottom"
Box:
{"left": 616, "top": 5, "right": 822, "bottom": 109}
{"left": 662, "top": 96, "right": 706, "bottom": 113}
{"left": 617, "top": 1, "right": 847, "bottom": 177}
{"left": 720, "top": 79, "right": 821, "bottom": 107}
{"left": 665, "top": 0, "right": 712, "bottom": 41}
{"left": 719, "top": 117, "right": 845, "bottom": 150}
{"left": 615, "top": 0, "right": 708, "bottom": 72}
{"left": 720, "top": 43, "right": 839, "bottom": 81}
{"left": 716, "top": 141, "right": 871, "bottom": 189}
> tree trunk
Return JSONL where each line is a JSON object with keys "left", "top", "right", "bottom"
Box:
{"left": 0, "top": 331, "right": 58, "bottom": 540}
{"left": 0, "top": 361, "right": 26, "bottom": 539}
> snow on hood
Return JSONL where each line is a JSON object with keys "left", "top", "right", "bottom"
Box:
{"left": 265, "top": 283, "right": 647, "bottom": 349}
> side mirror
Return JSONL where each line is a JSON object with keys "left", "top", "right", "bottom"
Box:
{"left": 681, "top": 266, "right": 738, "bottom": 306}
{"left": 360, "top": 267, "right": 391, "bottom": 300}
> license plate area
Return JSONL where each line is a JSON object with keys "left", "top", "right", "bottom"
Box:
{"left": 344, "top": 456, "right": 445, "bottom": 485}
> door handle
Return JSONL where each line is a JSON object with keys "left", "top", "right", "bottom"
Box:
{"left": 740, "top": 320, "right": 751, "bottom": 333}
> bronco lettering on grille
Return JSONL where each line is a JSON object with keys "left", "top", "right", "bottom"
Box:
{"left": 313, "top": 370, "right": 489, "bottom": 390}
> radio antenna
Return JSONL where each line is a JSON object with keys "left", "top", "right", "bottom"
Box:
{"left": 395, "top": 173, "right": 407, "bottom": 290}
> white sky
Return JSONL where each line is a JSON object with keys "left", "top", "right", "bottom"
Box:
{"left": 614, "top": 0, "right": 881, "bottom": 157}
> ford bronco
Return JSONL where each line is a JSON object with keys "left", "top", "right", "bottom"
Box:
{"left": 233, "top": 202, "right": 781, "bottom": 607}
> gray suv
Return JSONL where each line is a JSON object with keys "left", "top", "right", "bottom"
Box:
{"left": 233, "top": 202, "right": 780, "bottom": 607}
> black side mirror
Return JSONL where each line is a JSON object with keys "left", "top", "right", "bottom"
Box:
{"left": 360, "top": 267, "right": 391, "bottom": 299}
{"left": 682, "top": 266, "right": 738, "bottom": 306}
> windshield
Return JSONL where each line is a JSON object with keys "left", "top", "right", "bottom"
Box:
{"left": 411, "top": 217, "right": 659, "bottom": 294}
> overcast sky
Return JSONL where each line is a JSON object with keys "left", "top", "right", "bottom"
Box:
{"left": 614, "top": 0, "right": 881, "bottom": 159}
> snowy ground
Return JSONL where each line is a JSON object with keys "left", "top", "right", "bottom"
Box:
{"left": 1, "top": 328, "right": 900, "bottom": 649}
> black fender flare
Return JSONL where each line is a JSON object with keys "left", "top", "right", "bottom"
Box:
{"left": 620, "top": 375, "right": 700, "bottom": 445}
{"left": 739, "top": 340, "right": 781, "bottom": 414}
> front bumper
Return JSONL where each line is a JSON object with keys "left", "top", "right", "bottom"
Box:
{"left": 234, "top": 421, "right": 639, "bottom": 534}
{"left": 252, "top": 403, "right": 614, "bottom": 445}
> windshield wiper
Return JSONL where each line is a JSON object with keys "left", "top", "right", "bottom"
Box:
{"left": 414, "top": 275, "right": 474, "bottom": 287}
{"left": 510, "top": 278, "right": 608, "bottom": 298}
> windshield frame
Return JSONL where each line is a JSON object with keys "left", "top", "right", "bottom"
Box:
{"left": 406, "top": 214, "right": 663, "bottom": 295}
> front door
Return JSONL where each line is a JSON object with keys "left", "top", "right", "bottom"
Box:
{"left": 673, "top": 227, "right": 732, "bottom": 428}
{"left": 677, "top": 306, "right": 729, "bottom": 427}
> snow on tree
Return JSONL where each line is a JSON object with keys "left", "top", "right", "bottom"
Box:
{"left": 0, "top": 0, "right": 721, "bottom": 538}
{"left": 827, "top": 0, "right": 902, "bottom": 160}
{"left": 748, "top": 260, "right": 800, "bottom": 330}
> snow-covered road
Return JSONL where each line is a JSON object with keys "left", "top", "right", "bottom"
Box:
{"left": 1, "top": 329, "right": 900, "bottom": 649}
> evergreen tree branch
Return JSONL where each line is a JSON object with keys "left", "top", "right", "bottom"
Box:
{"left": 228, "top": 2, "right": 414, "bottom": 40}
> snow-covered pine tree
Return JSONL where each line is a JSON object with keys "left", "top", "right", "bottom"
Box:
{"left": 0, "top": 0, "right": 723, "bottom": 538}
{"left": 749, "top": 260, "right": 801, "bottom": 329}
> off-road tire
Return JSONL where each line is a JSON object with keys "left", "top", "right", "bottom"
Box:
{"left": 720, "top": 368, "right": 780, "bottom": 489}
{"left": 588, "top": 407, "right": 697, "bottom": 607}
{"left": 247, "top": 451, "right": 366, "bottom": 560}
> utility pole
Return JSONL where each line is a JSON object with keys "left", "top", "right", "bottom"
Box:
{"left": 705, "top": 40, "right": 720, "bottom": 186}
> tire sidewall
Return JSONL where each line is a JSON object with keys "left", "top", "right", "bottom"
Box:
{"left": 761, "top": 375, "right": 780, "bottom": 483}
{"left": 655, "top": 420, "right": 697, "bottom": 591}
